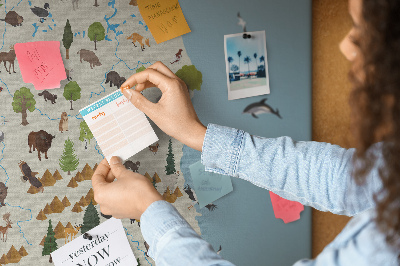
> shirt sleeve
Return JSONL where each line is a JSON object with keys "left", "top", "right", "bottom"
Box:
{"left": 201, "top": 123, "right": 383, "bottom": 216}
{"left": 140, "top": 200, "right": 236, "bottom": 266}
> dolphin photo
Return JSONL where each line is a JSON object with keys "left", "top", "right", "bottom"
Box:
{"left": 224, "top": 30, "right": 270, "bottom": 100}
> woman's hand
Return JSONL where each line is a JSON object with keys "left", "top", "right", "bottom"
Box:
{"left": 120, "top": 61, "right": 206, "bottom": 152}
{"left": 92, "top": 157, "right": 164, "bottom": 220}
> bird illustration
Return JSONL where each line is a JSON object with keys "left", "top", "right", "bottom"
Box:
{"left": 184, "top": 184, "right": 196, "bottom": 201}
{"left": 31, "top": 3, "right": 50, "bottom": 23}
{"left": 237, "top": 12, "right": 247, "bottom": 32}
{"left": 205, "top": 203, "right": 218, "bottom": 211}
{"left": 217, "top": 245, "right": 222, "bottom": 255}
{"left": 243, "top": 98, "right": 282, "bottom": 119}
{"left": 18, "top": 161, "right": 44, "bottom": 192}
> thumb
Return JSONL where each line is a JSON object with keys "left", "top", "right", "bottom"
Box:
{"left": 122, "top": 88, "right": 155, "bottom": 116}
{"left": 109, "top": 156, "right": 128, "bottom": 179}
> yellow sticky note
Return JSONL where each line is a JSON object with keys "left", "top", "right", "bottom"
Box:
{"left": 137, "top": 0, "right": 191, "bottom": 44}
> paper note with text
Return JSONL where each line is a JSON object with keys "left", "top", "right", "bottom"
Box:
{"left": 189, "top": 161, "right": 233, "bottom": 209}
{"left": 79, "top": 90, "right": 158, "bottom": 163}
{"left": 14, "top": 41, "right": 66, "bottom": 90}
{"left": 51, "top": 218, "right": 137, "bottom": 266}
{"left": 137, "top": 0, "right": 191, "bottom": 43}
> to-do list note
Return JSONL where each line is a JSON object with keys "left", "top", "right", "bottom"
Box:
{"left": 79, "top": 90, "right": 158, "bottom": 163}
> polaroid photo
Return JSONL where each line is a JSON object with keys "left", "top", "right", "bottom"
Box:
{"left": 224, "top": 30, "right": 270, "bottom": 100}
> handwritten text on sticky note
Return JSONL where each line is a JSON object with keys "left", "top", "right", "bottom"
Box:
{"left": 269, "top": 191, "right": 304, "bottom": 224}
{"left": 137, "top": 0, "right": 191, "bottom": 44}
{"left": 14, "top": 41, "right": 66, "bottom": 90}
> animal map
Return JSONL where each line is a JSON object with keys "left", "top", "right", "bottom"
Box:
{"left": 0, "top": 1, "right": 205, "bottom": 265}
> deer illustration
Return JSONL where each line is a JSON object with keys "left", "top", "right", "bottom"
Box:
{"left": 0, "top": 213, "right": 12, "bottom": 242}
{"left": 127, "top": 33, "right": 150, "bottom": 51}
{"left": 65, "top": 224, "right": 81, "bottom": 244}
{"left": 0, "top": 46, "right": 16, "bottom": 74}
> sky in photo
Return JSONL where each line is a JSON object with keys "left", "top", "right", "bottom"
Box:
{"left": 226, "top": 32, "right": 266, "bottom": 73}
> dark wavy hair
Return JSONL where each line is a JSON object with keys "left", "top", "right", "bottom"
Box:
{"left": 349, "top": 0, "right": 400, "bottom": 252}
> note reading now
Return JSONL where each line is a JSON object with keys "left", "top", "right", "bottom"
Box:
{"left": 51, "top": 218, "right": 137, "bottom": 266}
{"left": 79, "top": 90, "right": 158, "bottom": 163}
{"left": 137, "top": 0, "right": 191, "bottom": 43}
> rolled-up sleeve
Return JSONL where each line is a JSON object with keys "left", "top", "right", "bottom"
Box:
{"left": 140, "top": 200, "right": 235, "bottom": 266}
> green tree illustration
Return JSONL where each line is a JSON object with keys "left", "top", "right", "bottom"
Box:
{"left": 137, "top": 258, "right": 141, "bottom": 266}
{"left": 136, "top": 65, "right": 146, "bottom": 73}
{"left": 88, "top": 22, "right": 105, "bottom": 50}
{"left": 165, "top": 139, "right": 176, "bottom": 175}
{"left": 175, "top": 65, "right": 203, "bottom": 91}
{"left": 63, "top": 81, "right": 81, "bottom": 110}
{"left": 11, "top": 87, "right": 36, "bottom": 126}
{"left": 244, "top": 56, "right": 251, "bottom": 77}
{"left": 42, "top": 219, "right": 57, "bottom": 263}
{"left": 62, "top": 19, "right": 73, "bottom": 59}
{"left": 79, "top": 121, "right": 93, "bottom": 149}
{"left": 59, "top": 138, "right": 79, "bottom": 175}
{"left": 81, "top": 201, "right": 100, "bottom": 234}
{"left": 0, "top": 0, "right": 3, "bottom": 7}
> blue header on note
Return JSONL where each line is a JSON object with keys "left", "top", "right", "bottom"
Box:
{"left": 80, "top": 91, "right": 123, "bottom": 117}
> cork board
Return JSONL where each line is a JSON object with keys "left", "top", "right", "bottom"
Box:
{"left": 312, "top": 0, "right": 353, "bottom": 257}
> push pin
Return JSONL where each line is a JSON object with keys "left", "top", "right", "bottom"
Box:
{"left": 83, "top": 232, "right": 93, "bottom": 240}
{"left": 243, "top": 33, "right": 252, "bottom": 39}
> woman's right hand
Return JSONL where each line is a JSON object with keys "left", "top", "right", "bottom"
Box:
{"left": 120, "top": 61, "right": 207, "bottom": 151}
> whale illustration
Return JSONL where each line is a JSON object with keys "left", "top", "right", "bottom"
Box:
{"left": 243, "top": 98, "right": 282, "bottom": 119}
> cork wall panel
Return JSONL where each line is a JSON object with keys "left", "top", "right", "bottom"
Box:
{"left": 312, "top": 0, "right": 353, "bottom": 257}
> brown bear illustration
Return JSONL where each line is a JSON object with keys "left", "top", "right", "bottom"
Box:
{"left": 28, "top": 130, "right": 55, "bottom": 161}
{"left": 77, "top": 49, "right": 101, "bottom": 69}
{"left": 0, "top": 182, "right": 7, "bottom": 207}
{"left": 59, "top": 112, "right": 68, "bottom": 133}
{"left": 105, "top": 71, "right": 126, "bottom": 88}
{"left": 38, "top": 90, "right": 57, "bottom": 104}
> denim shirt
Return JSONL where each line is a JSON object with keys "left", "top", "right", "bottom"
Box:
{"left": 140, "top": 124, "right": 399, "bottom": 265}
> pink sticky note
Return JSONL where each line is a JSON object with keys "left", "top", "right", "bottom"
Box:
{"left": 14, "top": 41, "right": 66, "bottom": 90}
{"left": 269, "top": 191, "right": 304, "bottom": 224}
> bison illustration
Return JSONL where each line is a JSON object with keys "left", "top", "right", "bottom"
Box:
{"left": 0, "top": 11, "right": 23, "bottom": 27}
{"left": 123, "top": 160, "right": 140, "bottom": 173}
{"left": 105, "top": 71, "right": 126, "bottom": 88}
{"left": 0, "top": 182, "right": 7, "bottom": 207}
{"left": 28, "top": 130, "right": 55, "bottom": 161}
{"left": 77, "top": 49, "right": 101, "bottom": 69}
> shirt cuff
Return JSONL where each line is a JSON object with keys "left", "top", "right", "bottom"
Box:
{"left": 140, "top": 200, "right": 193, "bottom": 259}
{"left": 201, "top": 123, "right": 245, "bottom": 176}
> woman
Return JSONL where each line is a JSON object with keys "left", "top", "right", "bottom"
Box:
{"left": 91, "top": 0, "right": 400, "bottom": 264}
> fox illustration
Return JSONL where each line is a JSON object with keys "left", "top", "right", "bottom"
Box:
{"left": 127, "top": 33, "right": 150, "bottom": 51}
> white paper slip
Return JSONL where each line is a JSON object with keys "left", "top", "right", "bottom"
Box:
{"left": 51, "top": 218, "right": 137, "bottom": 266}
{"left": 79, "top": 90, "right": 158, "bottom": 163}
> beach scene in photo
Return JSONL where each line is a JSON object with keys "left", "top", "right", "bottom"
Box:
{"left": 225, "top": 31, "right": 270, "bottom": 100}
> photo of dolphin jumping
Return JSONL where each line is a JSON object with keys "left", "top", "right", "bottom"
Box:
{"left": 243, "top": 98, "right": 282, "bottom": 119}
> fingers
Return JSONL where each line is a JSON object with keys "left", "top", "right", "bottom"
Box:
{"left": 121, "top": 68, "right": 173, "bottom": 94}
{"left": 105, "top": 169, "right": 116, "bottom": 183}
{"left": 121, "top": 88, "right": 157, "bottom": 117}
{"left": 109, "top": 156, "right": 129, "bottom": 179}
{"left": 92, "top": 159, "right": 110, "bottom": 188}
{"left": 147, "top": 61, "right": 176, "bottom": 79}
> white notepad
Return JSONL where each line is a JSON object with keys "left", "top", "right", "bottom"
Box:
{"left": 79, "top": 90, "right": 158, "bottom": 163}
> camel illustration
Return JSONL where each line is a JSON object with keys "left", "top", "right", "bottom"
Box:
{"left": 127, "top": 33, "right": 150, "bottom": 51}
{"left": 0, "top": 213, "right": 12, "bottom": 242}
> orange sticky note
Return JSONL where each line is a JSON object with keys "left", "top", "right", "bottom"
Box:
{"left": 14, "top": 41, "right": 66, "bottom": 90}
{"left": 137, "top": 0, "right": 191, "bottom": 44}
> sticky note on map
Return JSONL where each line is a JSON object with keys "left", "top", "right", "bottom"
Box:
{"left": 269, "top": 191, "right": 304, "bottom": 224}
{"left": 189, "top": 161, "right": 233, "bottom": 209}
{"left": 137, "top": 0, "right": 191, "bottom": 44}
{"left": 14, "top": 41, "right": 66, "bottom": 90}
{"left": 79, "top": 90, "right": 158, "bottom": 163}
